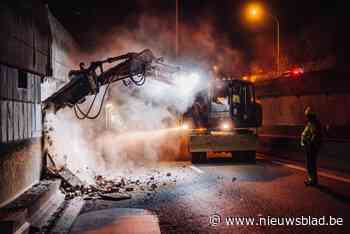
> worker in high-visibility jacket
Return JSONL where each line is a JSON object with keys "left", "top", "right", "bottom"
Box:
{"left": 301, "top": 107, "right": 323, "bottom": 186}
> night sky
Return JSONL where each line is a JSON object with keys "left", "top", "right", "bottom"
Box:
{"left": 46, "top": 0, "right": 337, "bottom": 72}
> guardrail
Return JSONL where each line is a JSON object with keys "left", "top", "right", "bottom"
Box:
{"left": 259, "top": 134, "right": 350, "bottom": 143}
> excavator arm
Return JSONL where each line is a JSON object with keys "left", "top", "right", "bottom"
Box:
{"left": 43, "top": 49, "right": 179, "bottom": 116}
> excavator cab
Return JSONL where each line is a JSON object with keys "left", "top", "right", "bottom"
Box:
{"left": 202, "top": 79, "right": 262, "bottom": 130}
{"left": 183, "top": 78, "right": 263, "bottom": 164}
{"left": 226, "top": 79, "right": 262, "bottom": 128}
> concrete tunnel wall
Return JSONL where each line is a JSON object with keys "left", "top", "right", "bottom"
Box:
{"left": 0, "top": 1, "right": 80, "bottom": 208}
{"left": 255, "top": 70, "right": 350, "bottom": 172}
{"left": 260, "top": 94, "right": 350, "bottom": 130}
{"left": 256, "top": 70, "right": 350, "bottom": 139}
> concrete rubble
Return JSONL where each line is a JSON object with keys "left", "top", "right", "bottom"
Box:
{"left": 46, "top": 165, "right": 184, "bottom": 202}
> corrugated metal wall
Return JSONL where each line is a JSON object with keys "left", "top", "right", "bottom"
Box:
{"left": 0, "top": 65, "right": 42, "bottom": 143}
{"left": 48, "top": 9, "right": 80, "bottom": 83}
{"left": 0, "top": 0, "right": 50, "bottom": 207}
{"left": 0, "top": 0, "right": 50, "bottom": 75}
{"left": 0, "top": 0, "right": 49, "bottom": 144}
{"left": 0, "top": 0, "right": 81, "bottom": 207}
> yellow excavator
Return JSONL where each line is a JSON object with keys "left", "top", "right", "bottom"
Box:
{"left": 43, "top": 49, "right": 179, "bottom": 118}
{"left": 182, "top": 77, "right": 262, "bottom": 163}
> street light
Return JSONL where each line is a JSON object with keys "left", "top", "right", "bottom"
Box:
{"left": 245, "top": 3, "right": 280, "bottom": 76}
{"left": 105, "top": 102, "right": 114, "bottom": 129}
{"left": 175, "top": 0, "right": 179, "bottom": 58}
{"left": 246, "top": 3, "right": 263, "bottom": 21}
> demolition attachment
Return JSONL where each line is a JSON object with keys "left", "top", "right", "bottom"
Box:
{"left": 43, "top": 49, "right": 179, "bottom": 119}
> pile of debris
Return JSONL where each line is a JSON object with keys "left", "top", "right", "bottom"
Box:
{"left": 46, "top": 166, "right": 178, "bottom": 201}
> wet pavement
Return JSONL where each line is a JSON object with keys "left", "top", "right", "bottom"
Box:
{"left": 71, "top": 208, "right": 160, "bottom": 234}
{"left": 65, "top": 159, "right": 350, "bottom": 233}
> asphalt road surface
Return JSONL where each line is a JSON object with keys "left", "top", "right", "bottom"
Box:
{"left": 75, "top": 156, "right": 350, "bottom": 234}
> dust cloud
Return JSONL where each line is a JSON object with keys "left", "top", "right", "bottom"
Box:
{"left": 46, "top": 11, "right": 244, "bottom": 183}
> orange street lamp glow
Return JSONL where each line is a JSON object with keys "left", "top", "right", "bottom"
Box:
{"left": 244, "top": 2, "right": 280, "bottom": 75}
{"left": 251, "top": 8, "right": 257, "bottom": 16}
{"left": 246, "top": 3, "right": 263, "bottom": 21}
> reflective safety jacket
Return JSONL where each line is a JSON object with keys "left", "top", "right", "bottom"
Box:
{"left": 301, "top": 121, "right": 322, "bottom": 147}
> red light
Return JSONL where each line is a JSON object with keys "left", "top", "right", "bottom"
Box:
{"left": 292, "top": 71, "right": 299, "bottom": 76}
{"left": 291, "top": 68, "right": 304, "bottom": 77}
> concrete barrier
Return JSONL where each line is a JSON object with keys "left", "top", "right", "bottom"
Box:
{"left": 258, "top": 135, "right": 350, "bottom": 175}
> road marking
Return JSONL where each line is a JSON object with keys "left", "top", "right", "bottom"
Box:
{"left": 271, "top": 160, "right": 350, "bottom": 184}
{"left": 190, "top": 165, "right": 205, "bottom": 174}
{"left": 272, "top": 160, "right": 306, "bottom": 172}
